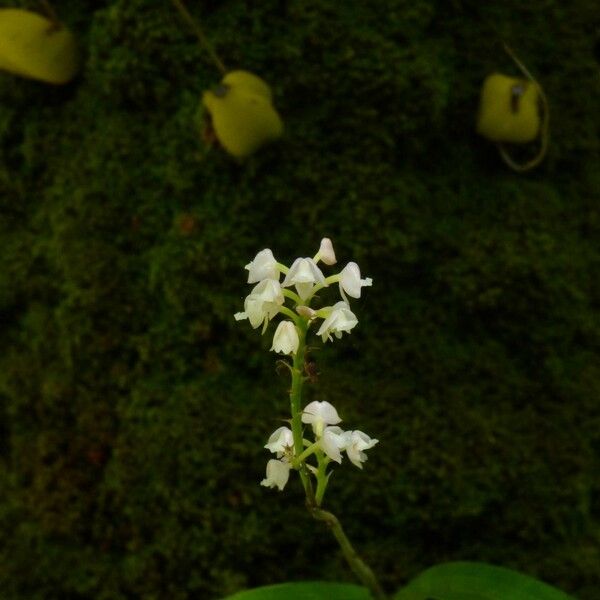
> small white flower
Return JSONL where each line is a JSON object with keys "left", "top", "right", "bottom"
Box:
{"left": 234, "top": 278, "right": 284, "bottom": 330}
{"left": 264, "top": 426, "right": 294, "bottom": 457}
{"left": 281, "top": 257, "right": 326, "bottom": 300}
{"left": 316, "top": 301, "right": 358, "bottom": 343}
{"left": 320, "top": 425, "right": 347, "bottom": 463}
{"left": 245, "top": 249, "right": 279, "bottom": 283}
{"left": 271, "top": 321, "right": 300, "bottom": 355}
{"left": 317, "top": 238, "right": 337, "bottom": 265}
{"left": 302, "top": 400, "right": 341, "bottom": 436}
{"left": 340, "top": 262, "right": 373, "bottom": 299}
{"left": 260, "top": 459, "right": 291, "bottom": 491}
{"left": 344, "top": 430, "right": 378, "bottom": 469}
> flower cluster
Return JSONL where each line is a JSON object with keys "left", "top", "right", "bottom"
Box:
{"left": 261, "top": 401, "right": 379, "bottom": 491}
{"left": 234, "top": 238, "right": 372, "bottom": 353}
{"left": 235, "top": 239, "right": 377, "bottom": 497}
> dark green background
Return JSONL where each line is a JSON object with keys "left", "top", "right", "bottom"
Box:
{"left": 1, "top": 0, "right": 598, "bottom": 598}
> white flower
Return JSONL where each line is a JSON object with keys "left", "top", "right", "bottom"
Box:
{"left": 264, "top": 426, "right": 294, "bottom": 457}
{"left": 260, "top": 459, "right": 291, "bottom": 491}
{"left": 281, "top": 257, "right": 326, "bottom": 300}
{"left": 340, "top": 262, "right": 373, "bottom": 299}
{"left": 234, "top": 278, "right": 284, "bottom": 330}
{"left": 317, "top": 238, "right": 337, "bottom": 265}
{"left": 302, "top": 400, "right": 341, "bottom": 436}
{"left": 271, "top": 321, "right": 299, "bottom": 355}
{"left": 344, "top": 430, "right": 378, "bottom": 469}
{"left": 245, "top": 249, "right": 279, "bottom": 283}
{"left": 316, "top": 301, "right": 358, "bottom": 342}
{"left": 320, "top": 425, "right": 347, "bottom": 463}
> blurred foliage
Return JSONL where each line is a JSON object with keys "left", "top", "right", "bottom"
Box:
{"left": 0, "top": 0, "right": 599, "bottom": 598}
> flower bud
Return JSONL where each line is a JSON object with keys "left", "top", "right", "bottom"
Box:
{"left": 318, "top": 238, "right": 337, "bottom": 265}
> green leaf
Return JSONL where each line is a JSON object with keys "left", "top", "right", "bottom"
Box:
{"left": 222, "top": 581, "right": 371, "bottom": 600}
{"left": 394, "top": 562, "right": 576, "bottom": 600}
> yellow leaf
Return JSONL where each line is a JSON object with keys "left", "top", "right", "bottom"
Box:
{"left": 202, "top": 70, "right": 283, "bottom": 159}
{"left": 0, "top": 9, "right": 79, "bottom": 85}
{"left": 476, "top": 73, "right": 540, "bottom": 144}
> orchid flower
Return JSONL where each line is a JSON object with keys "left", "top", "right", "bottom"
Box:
{"left": 315, "top": 237, "right": 337, "bottom": 265}
{"left": 234, "top": 278, "right": 284, "bottom": 330}
{"left": 320, "top": 425, "right": 347, "bottom": 463}
{"left": 245, "top": 248, "right": 279, "bottom": 283}
{"left": 302, "top": 400, "right": 342, "bottom": 437}
{"left": 281, "top": 257, "right": 326, "bottom": 300}
{"left": 344, "top": 430, "right": 379, "bottom": 469}
{"left": 264, "top": 426, "right": 294, "bottom": 457}
{"left": 316, "top": 301, "right": 358, "bottom": 343}
{"left": 339, "top": 262, "right": 373, "bottom": 299}
{"left": 260, "top": 459, "right": 291, "bottom": 491}
{"left": 271, "top": 321, "right": 300, "bottom": 355}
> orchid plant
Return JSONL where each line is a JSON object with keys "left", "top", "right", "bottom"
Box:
{"left": 234, "top": 239, "right": 385, "bottom": 599}
{"left": 230, "top": 239, "right": 577, "bottom": 600}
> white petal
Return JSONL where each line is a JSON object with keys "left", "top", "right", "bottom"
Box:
{"left": 318, "top": 238, "right": 337, "bottom": 265}
{"left": 340, "top": 262, "right": 362, "bottom": 298}
{"left": 264, "top": 426, "right": 294, "bottom": 454}
{"left": 260, "top": 459, "right": 291, "bottom": 491}
{"left": 282, "top": 258, "right": 326, "bottom": 287}
{"left": 241, "top": 279, "right": 284, "bottom": 330}
{"left": 316, "top": 301, "right": 358, "bottom": 342}
{"left": 301, "top": 401, "right": 342, "bottom": 426}
{"left": 295, "top": 281, "right": 314, "bottom": 301}
{"left": 353, "top": 430, "right": 379, "bottom": 451}
{"left": 252, "top": 278, "right": 284, "bottom": 304}
{"left": 320, "top": 426, "right": 348, "bottom": 463}
{"left": 320, "top": 431, "right": 342, "bottom": 463}
{"left": 246, "top": 249, "right": 279, "bottom": 283}
{"left": 271, "top": 321, "right": 299, "bottom": 355}
{"left": 345, "top": 430, "right": 378, "bottom": 469}
{"left": 234, "top": 312, "right": 247, "bottom": 321}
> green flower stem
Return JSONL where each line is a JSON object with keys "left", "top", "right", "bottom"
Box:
{"left": 293, "top": 440, "right": 321, "bottom": 467}
{"left": 279, "top": 305, "right": 300, "bottom": 324}
{"left": 276, "top": 262, "right": 290, "bottom": 274}
{"left": 290, "top": 319, "right": 313, "bottom": 500}
{"left": 314, "top": 450, "right": 329, "bottom": 506}
{"left": 282, "top": 289, "right": 385, "bottom": 598}
{"left": 282, "top": 289, "right": 302, "bottom": 304}
{"left": 170, "top": 0, "right": 227, "bottom": 75}
{"left": 308, "top": 505, "right": 387, "bottom": 600}
{"left": 305, "top": 274, "right": 340, "bottom": 303}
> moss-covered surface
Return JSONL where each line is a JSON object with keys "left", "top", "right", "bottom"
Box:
{"left": 1, "top": 0, "right": 599, "bottom": 598}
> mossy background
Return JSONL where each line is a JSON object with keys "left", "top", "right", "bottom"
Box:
{"left": 1, "top": 0, "right": 599, "bottom": 598}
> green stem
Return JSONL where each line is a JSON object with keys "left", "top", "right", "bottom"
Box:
{"left": 276, "top": 262, "right": 290, "bottom": 275}
{"left": 314, "top": 451, "right": 329, "bottom": 505}
{"left": 170, "top": 0, "right": 227, "bottom": 75}
{"left": 279, "top": 305, "right": 300, "bottom": 324}
{"left": 497, "top": 43, "right": 550, "bottom": 172}
{"left": 290, "top": 320, "right": 313, "bottom": 501}
{"left": 282, "top": 289, "right": 302, "bottom": 305}
{"left": 308, "top": 505, "right": 387, "bottom": 600}
{"left": 305, "top": 274, "right": 340, "bottom": 303}
{"left": 293, "top": 440, "right": 321, "bottom": 466}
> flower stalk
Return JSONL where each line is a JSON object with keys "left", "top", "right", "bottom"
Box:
{"left": 309, "top": 505, "right": 387, "bottom": 600}
{"left": 289, "top": 318, "right": 313, "bottom": 499}
{"left": 236, "top": 238, "right": 385, "bottom": 598}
